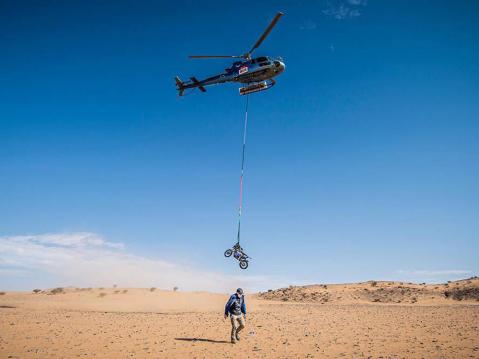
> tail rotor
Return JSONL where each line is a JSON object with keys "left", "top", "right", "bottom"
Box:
{"left": 175, "top": 76, "right": 185, "bottom": 96}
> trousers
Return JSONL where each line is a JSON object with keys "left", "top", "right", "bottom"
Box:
{"left": 230, "top": 314, "right": 245, "bottom": 342}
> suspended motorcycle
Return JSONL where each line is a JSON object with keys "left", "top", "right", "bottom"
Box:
{"left": 224, "top": 243, "right": 250, "bottom": 270}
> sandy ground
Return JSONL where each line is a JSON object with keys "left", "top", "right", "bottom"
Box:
{"left": 1, "top": 280, "right": 478, "bottom": 358}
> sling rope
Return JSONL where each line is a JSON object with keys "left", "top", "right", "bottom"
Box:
{"left": 236, "top": 94, "right": 249, "bottom": 244}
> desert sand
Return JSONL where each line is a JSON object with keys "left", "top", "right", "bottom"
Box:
{"left": 1, "top": 278, "right": 478, "bottom": 358}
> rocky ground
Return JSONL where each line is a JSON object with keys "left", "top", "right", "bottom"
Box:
{"left": 257, "top": 277, "right": 479, "bottom": 305}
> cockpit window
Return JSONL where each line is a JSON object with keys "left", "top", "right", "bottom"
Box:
{"left": 256, "top": 57, "right": 268, "bottom": 62}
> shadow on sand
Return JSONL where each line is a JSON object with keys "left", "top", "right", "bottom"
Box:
{"left": 175, "top": 337, "right": 230, "bottom": 344}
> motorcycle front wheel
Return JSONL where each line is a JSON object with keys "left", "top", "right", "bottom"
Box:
{"left": 224, "top": 249, "right": 233, "bottom": 257}
{"left": 239, "top": 261, "right": 248, "bottom": 269}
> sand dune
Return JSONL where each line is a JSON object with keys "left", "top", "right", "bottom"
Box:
{"left": 1, "top": 279, "right": 478, "bottom": 358}
{"left": 258, "top": 277, "right": 479, "bottom": 305}
{"left": 1, "top": 288, "right": 234, "bottom": 313}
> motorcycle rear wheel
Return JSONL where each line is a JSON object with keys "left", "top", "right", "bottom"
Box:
{"left": 239, "top": 261, "right": 248, "bottom": 269}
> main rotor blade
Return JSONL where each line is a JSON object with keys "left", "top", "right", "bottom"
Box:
{"left": 189, "top": 55, "right": 242, "bottom": 59}
{"left": 248, "top": 12, "right": 283, "bottom": 56}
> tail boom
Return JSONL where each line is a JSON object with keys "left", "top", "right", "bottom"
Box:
{"left": 175, "top": 76, "right": 207, "bottom": 96}
{"left": 189, "top": 77, "right": 207, "bottom": 93}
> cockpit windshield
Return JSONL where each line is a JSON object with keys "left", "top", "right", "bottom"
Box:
{"left": 255, "top": 57, "right": 271, "bottom": 66}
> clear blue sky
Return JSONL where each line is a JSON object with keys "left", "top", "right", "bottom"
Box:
{"left": 1, "top": 0, "right": 478, "bottom": 290}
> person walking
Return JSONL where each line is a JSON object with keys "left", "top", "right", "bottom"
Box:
{"left": 224, "top": 288, "right": 246, "bottom": 344}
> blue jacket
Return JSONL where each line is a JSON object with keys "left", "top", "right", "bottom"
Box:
{"left": 224, "top": 293, "right": 246, "bottom": 317}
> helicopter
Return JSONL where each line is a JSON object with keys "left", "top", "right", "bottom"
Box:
{"left": 175, "top": 12, "right": 285, "bottom": 96}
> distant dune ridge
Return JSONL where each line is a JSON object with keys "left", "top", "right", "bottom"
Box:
{"left": 1, "top": 278, "right": 478, "bottom": 358}
{"left": 1, "top": 277, "right": 478, "bottom": 311}
{"left": 258, "top": 277, "right": 479, "bottom": 304}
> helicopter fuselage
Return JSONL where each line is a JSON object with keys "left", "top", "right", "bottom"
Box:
{"left": 178, "top": 56, "right": 285, "bottom": 94}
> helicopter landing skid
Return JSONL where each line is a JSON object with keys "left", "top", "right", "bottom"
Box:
{"left": 239, "top": 79, "right": 275, "bottom": 96}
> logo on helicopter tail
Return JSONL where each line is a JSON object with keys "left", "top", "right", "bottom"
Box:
{"left": 239, "top": 66, "right": 248, "bottom": 75}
